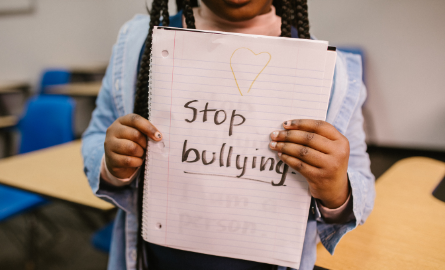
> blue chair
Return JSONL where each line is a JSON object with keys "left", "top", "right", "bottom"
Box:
{"left": 0, "top": 186, "right": 47, "bottom": 222}
{"left": 19, "top": 95, "right": 75, "bottom": 154}
{"left": 0, "top": 95, "right": 75, "bottom": 222}
{"left": 91, "top": 221, "right": 115, "bottom": 253}
{"left": 38, "top": 69, "right": 71, "bottom": 94}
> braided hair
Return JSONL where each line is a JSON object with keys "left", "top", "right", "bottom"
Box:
{"left": 134, "top": 0, "right": 310, "bottom": 268}
{"left": 274, "top": 0, "right": 310, "bottom": 38}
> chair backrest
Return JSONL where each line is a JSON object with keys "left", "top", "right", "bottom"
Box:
{"left": 39, "top": 69, "right": 71, "bottom": 94}
{"left": 19, "top": 95, "right": 75, "bottom": 154}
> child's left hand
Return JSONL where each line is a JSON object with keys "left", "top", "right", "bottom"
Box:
{"left": 269, "top": 119, "right": 350, "bottom": 209}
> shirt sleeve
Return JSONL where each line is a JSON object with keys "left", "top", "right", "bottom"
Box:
{"left": 100, "top": 155, "right": 140, "bottom": 186}
{"left": 81, "top": 42, "right": 138, "bottom": 215}
{"left": 316, "top": 82, "right": 376, "bottom": 254}
{"left": 316, "top": 190, "right": 354, "bottom": 224}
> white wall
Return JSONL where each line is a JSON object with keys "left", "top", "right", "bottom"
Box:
{"left": 309, "top": 0, "right": 445, "bottom": 150}
{"left": 0, "top": 0, "right": 149, "bottom": 85}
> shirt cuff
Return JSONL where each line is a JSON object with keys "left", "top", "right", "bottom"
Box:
{"left": 316, "top": 191, "right": 354, "bottom": 224}
{"left": 100, "top": 155, "right": 140, "bottom": 186}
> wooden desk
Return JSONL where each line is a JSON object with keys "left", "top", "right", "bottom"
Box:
{"left": 0, "top": 115, "right": 18, "bottom": 129}
{"left": 69, "top": 64, "right": 107, "bottom": 74}
{"left": 316, "top": 157, "right": 445, "bottom": 270}
{"left": 0, "top": 141, "right": 114, "bottom": 211}
{"left": 45, "top": 82, "right": 101, "bottom": 97}
{"left": 0, "top": 80, "right": 29, "bottom": 94}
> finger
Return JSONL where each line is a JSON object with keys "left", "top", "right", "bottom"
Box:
{"left": 119, "top": 114, "right": 162, "bottom": 141}
{"left": 107, "top": 151, "right": 144, "bottom": 168}
{"left": 282, "top": 119, "right": 341, "bottom": 140}
{"left": 114, "top": 125, "right": 147, "bottom": 149}
{"left": 278, "top": 152, "right": 318, "bottom": 182}
{"left": 110, "top": 139, "right": 145, "bottom": 158}
{"left": 270, "top": 141, "right": 326, "bottom": 168}
{"left": 270, "top": 130, "right": 332, "bottom": 154}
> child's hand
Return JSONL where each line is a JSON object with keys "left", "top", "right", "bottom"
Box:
{"left": 104, "top": 114, "right": 162, "bottom": 185}
{"left": 269, "top": 119, "right": 350, "bottom": 209}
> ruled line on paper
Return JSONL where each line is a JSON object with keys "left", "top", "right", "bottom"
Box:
{"left": 148, "top": 171, "right": 308, "bottom": 195}
{"left": 147, "top": 202, "right": 307, "bottom": 225}
{"left": 152, "top": 100, "right": 327, "bottom": 112}
{"left": 147, "top": 187, "right": 308, "bottom": 210}
{"left": 148, "top": 182, "right": 308, "bottom": 205}
{"left": 153, "top": 86, "right": 330, "bottom": 98}
{"left": 148, "top": 191, "right": 308, "bottom": 214}
{"left": 147, "top": 205, "right": 307, "bottom": 226}
{"left": 153, "top": 70, "right": 325, "bottom": 81}
{"left": 154, "top": 78, "right": 329, "bottom": 91}
{"left": 151, "top": 104, "right": 326, "bottom": 117}
{"left": 156, "top": 223, "right": 304, "bottom": 241}
{"left": 151, "top": 93, "right": 328, "bottom": 108}
{"left": 184, "top": 171, "right": 270, "bottom": 184}
{"left": 152, "top": 109, "right": 325, "bottom": 123}
{"left": 150, "top": 125, "right": 272, "bottom": 143}
{"left": 152, "top": 228, "right": 302, "bottom": 249}
{"left": 152, "top": 121, "right": 284, "bottom": 136}
{"left": 147, "top": 211, "right": 306, "bottom": 236}
{"left": 152, "top": 55, "right": 326, "bottom": 72}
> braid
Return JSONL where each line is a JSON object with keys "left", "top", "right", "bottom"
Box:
{"left": 280, "top": 0, "right": 292, "bottom": 37}
{"left": 134, "top": 0, "right": 168, "bottom": 269}
{"left": 293, "top": 0, "right": 310, "bottom": 39}
{"left": 176, "top": 0, "right": 199, "bottom": 12}
{"left": 134, "top": 0, "right": 162, "bottom": 118}
{"left": 161, "top": 0, "right": 170, "bottom": 26}
{"left": 183, "top": 0, "right": 196, "bottom": 29}
{"left": 274, "top": 0, "right": 310, "bottom": 39}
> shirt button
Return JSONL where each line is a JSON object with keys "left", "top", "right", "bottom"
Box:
{"left": 130, "top": 249, "right": 136, "bottom": 260}
{"left": 115, "top": 80, "right": 120, "bottom": 91}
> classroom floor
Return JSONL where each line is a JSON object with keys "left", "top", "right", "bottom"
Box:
{"left": 0, "top": 146, "right": 444, "bottom": 270}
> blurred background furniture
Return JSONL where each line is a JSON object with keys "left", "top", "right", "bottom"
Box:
{"left": 0, "top": 80, "right": 29, "bottom": 157}
{"left": 0, "top": 140, "right": 114, "bottom": 211}
{"left": 0, "top": 94, "right": 77, "bottom": 223}
{"left": 45, "top": 82, "right": 101, "bottom": 97}
{"left": 38, "top": 69, "right": 71, "bottom": 95}
{"left": 315, "top": 157, "right": 445, "bottom": 270}
{"left": 18, "top": 95, "right": 75, "bottom": 153}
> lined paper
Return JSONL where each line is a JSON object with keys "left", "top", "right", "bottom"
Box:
{"left": 142, "top": 27, "right": 337, "bottom": 269}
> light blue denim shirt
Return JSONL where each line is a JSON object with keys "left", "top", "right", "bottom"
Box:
{"left": 82, "top": 13, "right": 375, "bottom": 270}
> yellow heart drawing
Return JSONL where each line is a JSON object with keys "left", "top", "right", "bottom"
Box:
{"left": 230, "top": 47, "right": 271, "bottom": 96}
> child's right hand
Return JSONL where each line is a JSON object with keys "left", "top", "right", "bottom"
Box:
{"left": 104, "top": 113, "right": 162, "bottom": 185}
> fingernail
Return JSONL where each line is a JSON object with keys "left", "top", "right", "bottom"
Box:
{"left": 155, "top": 132, "right": 162, "bottom": 139}
{"left": 270, "top": 141, "right": 277, "bottom": 149}
{"left": 271, "top": 131, "right": 279, "bottom": 139}
{"left": 278, "top": 152, "right": 282, "bottom": 157}
{"left": 283, "top": 120, "right": 291, "bottom": 127}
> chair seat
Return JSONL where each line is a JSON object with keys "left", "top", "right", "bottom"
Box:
{"left": 0, "top": 185, "right": 48, "bottom": 222}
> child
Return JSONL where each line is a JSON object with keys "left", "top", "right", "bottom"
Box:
{"left": 82, "top": 0, "right": 375, "bottom": 269}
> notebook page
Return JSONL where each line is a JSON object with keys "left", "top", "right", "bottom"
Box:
{"left": 143, "top": 27, "right": 335, "bottom": 269}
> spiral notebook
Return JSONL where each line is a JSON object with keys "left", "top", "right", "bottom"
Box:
{"left": 142, "top": 26, "right": 337, "bottom": 269}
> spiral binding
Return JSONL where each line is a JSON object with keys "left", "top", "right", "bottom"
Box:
{"left": 141, "top": 34, "right": 155, "bottom": 242}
